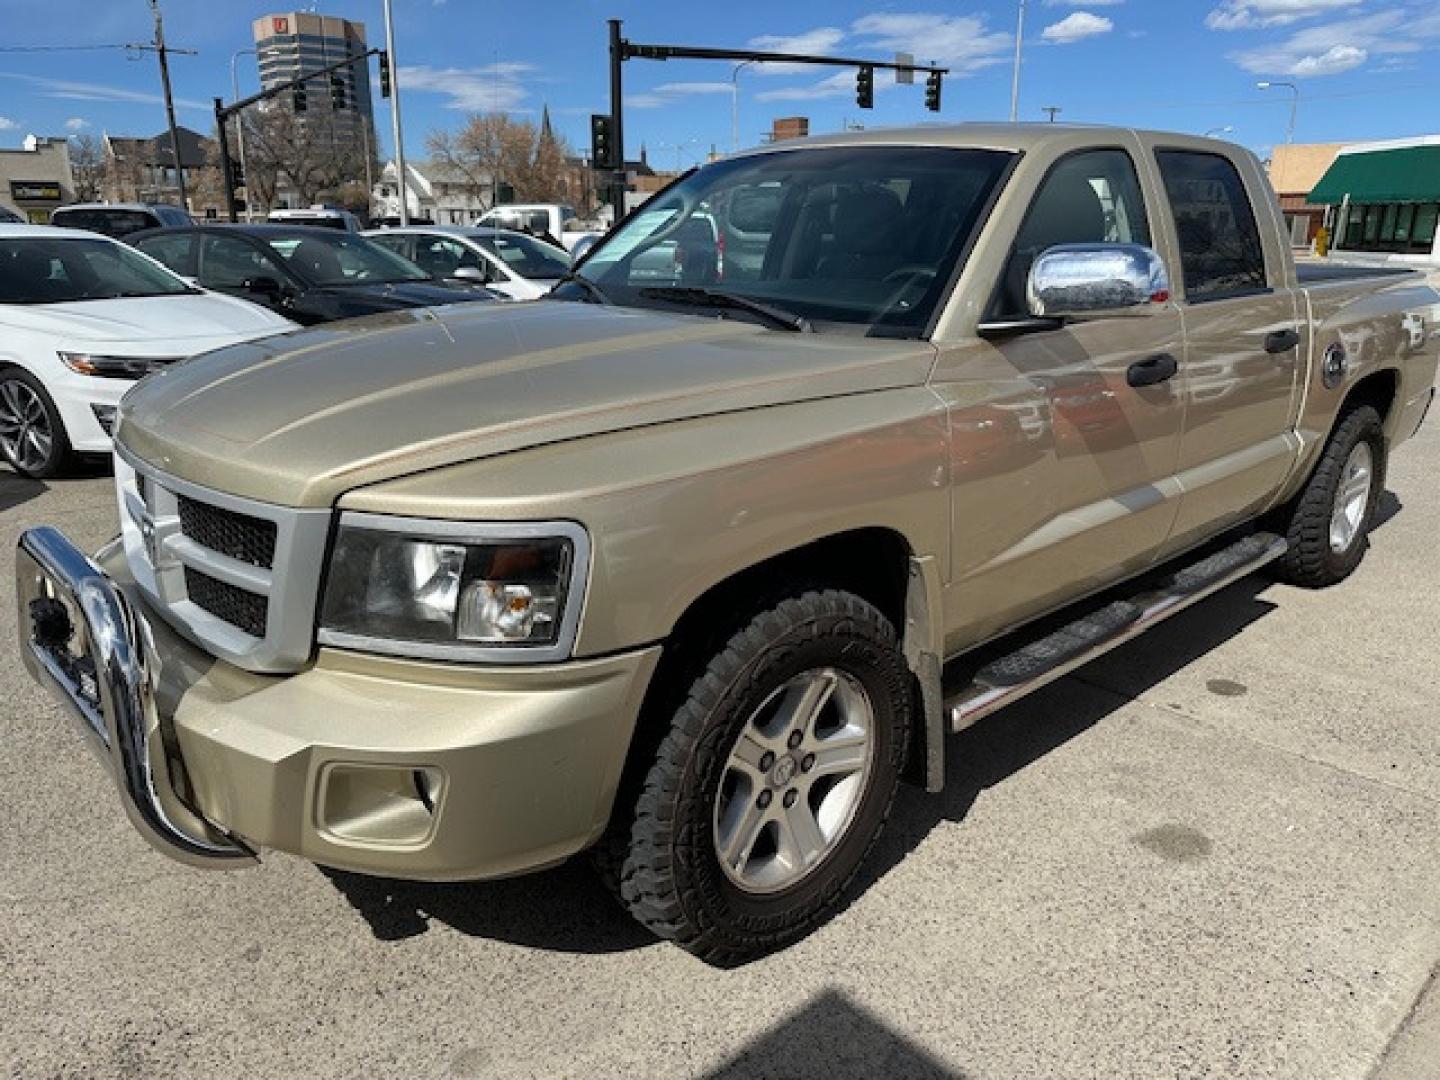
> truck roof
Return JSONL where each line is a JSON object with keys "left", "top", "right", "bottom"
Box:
{"left": 732, "top": 122, "right": 1239, "bottom": 158}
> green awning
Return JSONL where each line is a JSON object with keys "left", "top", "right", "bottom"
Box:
{"left": 1309, "top": 145, "right": 1440, "bottom": 205}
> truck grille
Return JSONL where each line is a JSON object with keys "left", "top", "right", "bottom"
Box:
{"left": 114, "top": 450, "right": 333, "bottom": 673}
{"left": 183, "top": 567, "right": 269, "bottom": 638}
{"left": 178, "top": 496, "right": 277, "bottom": 569}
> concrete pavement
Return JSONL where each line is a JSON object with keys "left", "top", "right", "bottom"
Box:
{"left": 2, "top": 421, "right": 1438, "bottom": 1079}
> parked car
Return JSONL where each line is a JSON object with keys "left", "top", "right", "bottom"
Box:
{"left": 129, "top": 224, "right": 497, "bottom": 325}
{"left": 50, "top": 202, "right": 192, "bottom": 238}
{"left": 474, "top": 202, "right": 599, "bottom": 252}
{"left": 0, "top": 206, "right": 24, "bottom": 224}
{"left": 17, "top": 126, "right": 1440, "bottom": 963}
{"left": 266, "top": 206, "right": 362, "bottom": 232}
{"left": 364, "top": 225, "right": 571, "bottom": 300}
{"left": 0, "top": 223, "right": 294, "bottom": 477}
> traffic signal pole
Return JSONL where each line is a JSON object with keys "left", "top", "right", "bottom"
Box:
{"left": 213, "top": 48, "right": 384, "bottom": 223}
{"left": 600, "top": 21, "right": 947, "bottom": 220}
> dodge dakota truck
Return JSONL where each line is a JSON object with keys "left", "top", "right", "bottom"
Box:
{"left": 16, "top": 125, "right": 1439, "bottom": 964}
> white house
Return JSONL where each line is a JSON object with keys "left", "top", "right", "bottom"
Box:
{"left": 373, "top": 159, "right": 494, "bottom": 224}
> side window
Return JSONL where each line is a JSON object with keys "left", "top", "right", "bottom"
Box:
{"left": 410, "top": 236, "right": 483, "bottom": 278}
{"left": 1155, "top": 150, "right": 1267, "bottom": 301}
{"left": 367, "top": 234, "right": 412, "bottom": 261}
{"left": 200, "top": 234, "right": 286, "bottom": 289}
{"left": 993, "top": 148, "right": 1151, "bottom": 318}
{"left": 135, "top": 233, "right": 196, "bottom": 276}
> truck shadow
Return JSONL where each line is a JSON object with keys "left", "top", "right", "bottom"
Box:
{"left": 325, "top": 571, "right": 1281, "bottom": 958}
{"left": 0, "top": 470, "right": 47, "bottom": 512}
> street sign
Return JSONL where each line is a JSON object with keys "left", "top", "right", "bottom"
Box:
{"left": 895, "top": 52, "right": 914, "bottom": 85}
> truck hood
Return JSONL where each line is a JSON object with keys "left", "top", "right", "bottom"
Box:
{"left": 117, "top": 299, "right": 936, "bottom": 507}
{"left": 4, "top": 291, "right": 294, "bottom": 345}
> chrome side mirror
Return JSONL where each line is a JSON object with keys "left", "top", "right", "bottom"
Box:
{"left": 1027, "top": 243, "right": 1171, "bottom": 321}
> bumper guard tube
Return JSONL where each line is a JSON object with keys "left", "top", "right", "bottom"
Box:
{"left": 16, "top": 526, "right": 256, "bottom": 868}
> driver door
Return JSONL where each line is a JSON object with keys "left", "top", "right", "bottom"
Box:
{"left": 932, "top": 146, "right": 1188, "bottom": 650}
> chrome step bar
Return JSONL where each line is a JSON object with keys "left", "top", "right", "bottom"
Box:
{"left": 945, "top": 532, "right": 1288, "bottom": 733}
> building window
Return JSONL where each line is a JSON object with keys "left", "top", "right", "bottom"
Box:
{"left": 1342, "top": 203, "right": 1440, "bottom": 253}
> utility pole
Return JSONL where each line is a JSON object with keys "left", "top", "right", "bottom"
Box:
{"left": 383, "top": 0, "right": 409, "bottom": 224}
{"left": 146, "top": 0, "right": 192, "bottom": 211}
{"left": 608, "top": 18, "right": 627, "bottom": 221}
{"left": 1010, "top": 0, "right": 1027, "bottom": 122}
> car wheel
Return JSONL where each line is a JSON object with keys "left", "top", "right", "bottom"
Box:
{"left": 0, "top": 368, "right": 74, "bottom": 479}
{"left": 615, "top": 589, "right": 912, "bottom": 963}
{"left": 1273, "top": 403, "right": 1384, "bottom": 588}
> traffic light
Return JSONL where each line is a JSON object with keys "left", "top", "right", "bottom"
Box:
{"left": 856, "top": 65, "right": 874, "bottom": 109}
{"left": 330, "top": 71, "right": 347, "bottom": 110}
{"left": 591, "top": 113, "right": 615, "bottom": 170}
{"left": 292, "top": 82, "right": 307, "bottom": 113}
{"left": 925, "top": 71, "right": 942, "bottom": 112}
{"left": 378, "top": 50, "right": 392, "bottom": 98}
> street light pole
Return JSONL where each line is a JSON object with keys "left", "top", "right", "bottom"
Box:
{"left": 731, "top": 60, "right": 756, "bottom": 154}
{"left": 230, "top": 48, "right": 256, "bottom": 221}
{"left": 382, "top": 0, "right": 409, "bottom": 224}
{"left": 1257, "top": 81, "right": 1299, "bottom": 144}
{"left": 1009, "top": 0, "right": 1027, "bottom": 122}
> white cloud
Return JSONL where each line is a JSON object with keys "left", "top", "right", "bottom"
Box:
{"left": 746, "top": 28, "right": 848, "bottom": 74}
{"left": 0, "top": 72, "right": 206, "bottom": 111}
{"left": 1206, "top": 0, "right": 1363, "bottom": 31}
{"left": 63, "top": 117, "right": 90, "bottom": 132}
{"left": 0, "top": 116, "right": 18, "bottom": 131}
{"left": 628, "top": 81, "right": 734, "bottom": 109}
{"left": 398, "top": 63, "right": 533, "bottom": 112}
{"left": 754, "top": 70, "right": 858, "bottom": 103}
{"left": 1045, "top": 0, "right": 1124, "bottom": 5}
{"left": 1042, "top": 12, "right": 1115, "bottom": 43}
{"left": 1290, "top": 42, "right": 1368, "bottom": 74}
{"left": 1228, "top": 9, "right": 1440, "bottom": 75}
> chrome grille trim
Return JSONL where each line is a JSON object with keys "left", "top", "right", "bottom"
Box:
{"left": 113, "top": 446, "right": 332, "bottom": 673}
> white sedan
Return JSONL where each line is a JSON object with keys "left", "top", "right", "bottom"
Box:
{"left": 363, "top": 226, "right": 572, "bottom": 301}
{"left": 0, "top": 223, "right": 295, "bottom": 477}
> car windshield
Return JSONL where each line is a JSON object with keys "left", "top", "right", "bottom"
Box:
{"left": 52, "top": 208, "right": 159, "bottom": 238}
{"left": 0, "top": 236, "right": 195, "bottom": 304}
{"left": 262, "top": 230, "right": 431, "bottom": 286}
{"left": 480, "top": 232, "right": 570, "bottom": 280}
{"left": 570, "top": 146, "right": 1014, "bottom": 336}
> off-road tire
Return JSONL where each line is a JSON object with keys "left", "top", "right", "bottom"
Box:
{"left": 1272, "top": 403, "right": 1384, "bottom": 588}
{"left": 0, "top": 367, "right": 75, "bottom": 479}
{"left": 614, "top": 589, "right": 911, "bottom": 964}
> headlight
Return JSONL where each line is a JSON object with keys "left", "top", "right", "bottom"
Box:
{"left": 317, "top": 514, "right": 589, "bottom": 662}
{"left": 58, "top": 351, "right": 179, "bottom": 380}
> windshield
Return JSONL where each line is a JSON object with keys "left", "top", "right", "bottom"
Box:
{"left": 263, "top": 230, "right": 431, "bottom": 286}
{"left": 51, "top": 208, "right": 160, "bottom": 238}
{"left": 0, "top": 236, "right": 195, "bottom": 304}
{"left": 480, "top": 232, "right": 571, "bottom": 279}
{"left": 570, "top": 146, "right": 1013, "bottom": 336}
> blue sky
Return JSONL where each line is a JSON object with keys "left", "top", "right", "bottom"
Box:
{"left": 2, "top": 0, "right": 1440, "bottom": 166}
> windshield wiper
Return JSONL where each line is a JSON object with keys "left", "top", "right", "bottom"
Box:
{"left": 551, "top": 271, "right": 612, "bottom": 305}
{"left": 637, "top": 287, "right": 813, "bottom": 333}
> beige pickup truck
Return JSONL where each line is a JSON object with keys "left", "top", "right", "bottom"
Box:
{"left": 16, "top": 125, "right": 1439, "bottom": 963}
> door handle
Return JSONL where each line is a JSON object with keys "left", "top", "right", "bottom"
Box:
{"left": 1127, "top": 353, "right": 1179, "bottom": 388}
{"left": 1265, "top": 328, "right": 1301, "bottom": 354}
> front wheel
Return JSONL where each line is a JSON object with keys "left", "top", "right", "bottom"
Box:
{"left": 0, "top": 368, "right": 74, "bottom": 479}
{"left": 615, "top": 589, "right": 912, "bottom": 964}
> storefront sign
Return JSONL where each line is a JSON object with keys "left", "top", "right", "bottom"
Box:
{"left": 10, "top": 180, "right": 62, "bottom": 201}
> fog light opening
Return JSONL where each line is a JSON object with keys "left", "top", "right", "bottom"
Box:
{"left": 318, "top": 763, "right": 444, "bottom": 848}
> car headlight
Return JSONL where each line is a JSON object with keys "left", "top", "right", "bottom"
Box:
{"left": 317, "top": 514, "right": 589, "bottom": 662}
{"left": 58, "top": 351, "right": 179, "bottom": 380}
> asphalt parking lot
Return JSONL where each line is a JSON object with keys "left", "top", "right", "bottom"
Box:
{"left": 2, "top": 419, "right": 1438, "bottom": 1080}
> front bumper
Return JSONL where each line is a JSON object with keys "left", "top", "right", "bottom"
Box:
{"left": 16, "top": 527, "right": 661, "bottom": 880}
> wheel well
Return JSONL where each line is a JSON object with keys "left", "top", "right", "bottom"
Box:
{"left": 1343, "top": 369, "right": 1398, "bottom": 427}
{"left": 603, "top": 528, "right": 917, "bottom": 838}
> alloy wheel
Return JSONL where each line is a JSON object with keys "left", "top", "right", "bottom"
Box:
{"left": 1328, "top": 441, "right": 1374, "bottom": 554}
{"left": 0, "top": 379, "right": 54, "bottom": 474}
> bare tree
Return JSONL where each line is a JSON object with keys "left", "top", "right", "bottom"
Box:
{"left": 242, "top": 106, "right": 370, "bottom": 210}
{"left": 426, "top": 113, "right": 579, "bottom": 209}
{"left": 68, "top": 134, "right": 105, "bottom": 202}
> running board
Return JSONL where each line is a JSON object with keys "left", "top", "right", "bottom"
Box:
{"left": 944, "top": 532, "right": 1287, "bottom": 732}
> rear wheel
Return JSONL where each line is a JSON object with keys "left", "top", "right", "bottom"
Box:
{"left": 1273, "top": 404, "right": 1384, "bottom": 588}
{"left": 614, "top": 589, "right": 911, "bottom": 964}
{"left": 0, "top": 369, "right": 74, "bottom": 479}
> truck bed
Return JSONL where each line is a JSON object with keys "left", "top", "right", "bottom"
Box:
{"left": 1296, "top": 262, "right": 1417, "bottom": 285}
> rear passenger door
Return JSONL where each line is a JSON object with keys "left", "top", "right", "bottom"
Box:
{"left": 1150, "top": 148, "right": 1303, "bottom": 551}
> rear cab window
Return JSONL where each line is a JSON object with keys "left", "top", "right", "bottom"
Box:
{"left": 1154, "top": 150, "right": 1269, "bottom": 302}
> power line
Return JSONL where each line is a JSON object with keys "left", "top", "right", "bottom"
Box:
{"left": 0, "top": 44, "right": 144, "bottom": 53}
